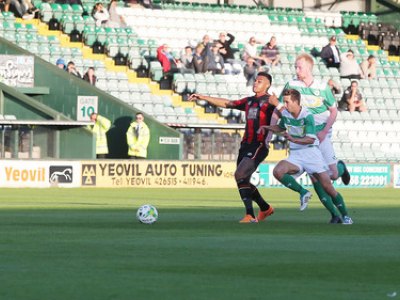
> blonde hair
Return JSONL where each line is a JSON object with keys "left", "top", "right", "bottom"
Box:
{"left": 296, "top": 53, "right": 314, "bottom": 68}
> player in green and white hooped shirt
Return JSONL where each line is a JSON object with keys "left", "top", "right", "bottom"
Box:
{"left": 270, "top": 54, "right": 351, "bottom": 223}
{"left": 260, "top": 89, "right": 352, "bottom": 224}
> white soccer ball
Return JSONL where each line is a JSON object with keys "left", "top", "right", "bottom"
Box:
{"left": 136, "top": 204, "right": 158, "bottom": 224}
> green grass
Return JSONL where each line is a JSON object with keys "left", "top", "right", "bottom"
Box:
{"left": 0, "top": 188, "right": 399, "bottom": 300}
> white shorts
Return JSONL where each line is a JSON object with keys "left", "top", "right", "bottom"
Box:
{"left": 286, "top": 147, "right": 329, "bottom": 176}
{"left": 319, "top": 132, "right": 337, "bottom": 166}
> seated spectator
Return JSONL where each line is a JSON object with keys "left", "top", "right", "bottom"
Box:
{"left": 83, "top": 67, "right": 97, "bottom": 85}
{"left": 4, "top": 0, "right": 37, "bottom": 19}
{"left": 56, "top": 0, "right": 82, "bottom": 4}
{"left": 207, "top": 43, "right": 225, "bottom": 74}
{"left": 67, "top": 61, "right": 82, "bottom": 78}
{"left": 340, "top": 49, "right": 361, "bottom": 79}
{"left": 243, "top": 57, "right": 261, "bottom": 86}
{"left": 156, "top": 44, "right": 178, "bottom": 74}
{"left": 360, "top": 55, "right": 377, "bottom": 79}
{"left": 92, "top": 2, "right": 119, "bottom": 28}
{"left": 242, "top": 36, "right": 263, "bottom": 62}
{"left": 320, "top": 36, "right": 341, "bottom": 68}
{"left": 339, "top": 80, "right": 367, "bottom": 112}
{"left": 193, "top": 44, "right": 207, "bottom": 73}
{"left": 217, "top": 31, "right": 235, "bottom": 62}
{"left": 260, "top": 36, "right": 280, "bottom": 67}
{"left": 56, "top": 58, "right": 66, "bottom": 70}
{"left": 327, "top": 78, "right": 341, "bottom": 95}
{"left": 180, "top": 46, "right": 194, "bottom": 74}
{"left": 108, "top": 0, "right": 127, "bottom": 28}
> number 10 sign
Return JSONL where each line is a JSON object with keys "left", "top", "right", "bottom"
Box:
{"left": 77, "top": 96, "right": 98, "bottom": 121}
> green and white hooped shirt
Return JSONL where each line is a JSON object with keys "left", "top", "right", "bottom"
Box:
{"left": 278, "top": 107, "right": 318, "bottom": 151}
{"left": 279, "top": 79, "right": 336, "bottom": 133}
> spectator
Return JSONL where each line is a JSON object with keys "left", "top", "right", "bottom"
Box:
{"left": 193, "top": 44, "right": 207, "bottom": 73}
{"left": 56, "top": 0, "right": 82, "bottom": 5}
{"left": 200, "top": 34, "right": 212, "bottom": 60}
{"left": 320, "top": 36, "right": 341, "bottom": 68}
{"left": 156, "top": 44, "right": 178, "bottom": 74}
{"left": 242, "top": 36, "right": 263, "bottom": 62}
{"left": 207, "top": 43, "right": 225, "bottom": 74}
{"left": 260, "top": 36, "right": 281, "bottom": 67}
{"left": 126, "top": 112, "right": 150, "bottom": 159}
{"left": 339, "top": 80, "right": 367, "bottom": 112}
{"left": 92, "top": 2, "right": 118, "bottom": 28}
{"left": 83, "top": 67, "right": 97, "bottom": 86}
{"left": 180, "top": 46, "right": 194, "bottom": 73}
{"left": 107, "top": 0, "right": 127, "bottom": 28}
{"left": 327, "top": 78, "right": 341, "bottom": 95}
{"left": 243, "top": 57, "right": 261, "bottom": 86}
{"left": 340, "top": 50, "right": 362, "bottom": 79}
{"left": 89, "top": 112, "right": 111, "bottom": 159}
{"left": 67, "top": 61, "right": 82, "bottom": 78}
{"left": 3, "top": 0, "right": 37, "bottom": 19}
{"left": 217, "top": 31, "right": 235, "bottom": 62}
{"left": 360, "top": 55, "right": 377, "bottom": 79}
{"left": 56, "top": 58, "right": 66, "bottom": 70}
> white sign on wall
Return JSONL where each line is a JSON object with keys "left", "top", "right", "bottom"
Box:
{"left": 0, "top": 55, "right": 34, "bottom": 87}
{"left": 0, "top": 161, "right": 81, "bottom": 188}
{"left": 77, "top": 96, "right": 98, "bottom": 121}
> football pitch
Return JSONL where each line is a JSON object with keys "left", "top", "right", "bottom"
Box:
{"left": 0, "top": 188, "right": 399, "bottom": 300}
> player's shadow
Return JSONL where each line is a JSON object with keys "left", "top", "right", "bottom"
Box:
{"left": 107, "top": 116, "right": 133, "bottom": 159}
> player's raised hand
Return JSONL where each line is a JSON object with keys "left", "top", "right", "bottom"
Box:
{"left": 188, "top": 94, "right": 201, "bottom": 101}
{"left": 269, "top": 93, "right": 279, "bottom": 106}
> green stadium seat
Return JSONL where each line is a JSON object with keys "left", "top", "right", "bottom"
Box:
{"left": 149, "top": 61, "right": 163, "bottom": 81}
{"left": 2, "top": 11, "right": 15, "bottom": 21}
{"left": 71, "top": 4, "right": 83, "bottom": 14}
{"left": 95, "top": 27, "right": 107, "bottom": 43}
{"left": 50, "top": 3, "right": 63, "bottom": 20}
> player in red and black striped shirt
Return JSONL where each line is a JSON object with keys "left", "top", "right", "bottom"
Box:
{"left": 189, "top": 72, "right": 279, "bottom": 223}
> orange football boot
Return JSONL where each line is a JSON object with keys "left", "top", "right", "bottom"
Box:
{"left": 239, "top": 214, "right": 258, "bottom": 223}
{"left": 257, "top": 206, "right": 274, "bottom": 221}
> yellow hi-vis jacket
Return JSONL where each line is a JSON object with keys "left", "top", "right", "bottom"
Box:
{"left": 126, "top": 121, "right": 150, "bottom": 158}
{"left": 89, "top": 115, "right": 111, "bottom": 155}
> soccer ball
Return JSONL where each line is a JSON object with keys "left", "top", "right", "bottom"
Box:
{"left": 136, "top": 204, "right": 158, "bottom": 224}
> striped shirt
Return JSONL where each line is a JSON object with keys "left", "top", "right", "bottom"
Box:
{"left": 279, "top": 79, "right": 336, "bottom": 132}
{"left": 278, "top": 107, "right": 318, "bottom": 150}
{"left": 230, "top": 94, "right": 276, "bottom": 144}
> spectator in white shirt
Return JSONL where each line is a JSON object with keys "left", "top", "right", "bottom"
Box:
{"left": 340, "top": 50, "right": 362, "bottom": 79}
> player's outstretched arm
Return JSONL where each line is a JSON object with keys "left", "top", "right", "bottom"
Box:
{"left": 188, "top": 94, "right": 233, "bottom": 108}
{"left": 258, "top": 125, "right": 283, "bottom": 135}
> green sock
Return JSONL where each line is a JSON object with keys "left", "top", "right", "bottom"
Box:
{"left": 337, "top": 161, "right": 345, "bottom": 178}
{"left": 332, "top": 192, "right": 348, "bottom": 217}
{"left": 281, "top": 174, "right": 308, "bottom": 196}
{"left": 312, "top": 181, "right": 340, "bottom": 217}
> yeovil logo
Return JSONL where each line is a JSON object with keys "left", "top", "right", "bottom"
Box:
{"left": 49, "top": 166, "right": 73, "bottom": 183}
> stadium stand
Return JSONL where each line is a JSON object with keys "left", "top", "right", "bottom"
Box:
{"left": 0, "top": 1, "right": 399, "bottom": 161}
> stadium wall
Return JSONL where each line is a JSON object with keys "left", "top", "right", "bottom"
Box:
{"left": 0, "top": 38, "right": 181, "bottom": 160}
{"left": 0, "top": 81, "right": 95, "bottom": 158}
{"left": 0, "top": 160, "right": 394, "bottom": 188}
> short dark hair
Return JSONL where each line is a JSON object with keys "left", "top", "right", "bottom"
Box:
{"left": 368, "top": 55, "right": 375, "bottom": 60}
{"left": 351, "top": 80, "right": 358, "bottom": 86}
{"left": 283, "top": 89, "right": 301, "bottom": 104}
{"left": 257, "top": 72, "right": 272, "bottom": 84}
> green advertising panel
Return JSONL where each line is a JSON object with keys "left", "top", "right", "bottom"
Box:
{"left": 255, "top": 164, "right": 391, "bottom": 188}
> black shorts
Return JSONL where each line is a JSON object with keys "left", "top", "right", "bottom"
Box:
{"left": 237, "top": 142, "right": 269, "bottom": 167}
